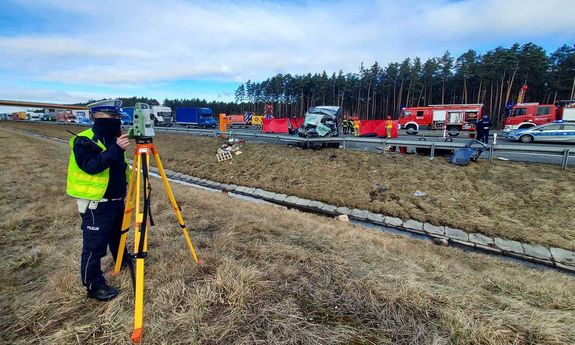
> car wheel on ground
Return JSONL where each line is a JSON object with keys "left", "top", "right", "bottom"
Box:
{"left": 519, "top": 134, "right": 534, "bottom": 143}
{"left": 447, "top": 126, "right": 460, "bottom": 137}
{"left": 405, "top": 125, "right": 418, "bottom": 135}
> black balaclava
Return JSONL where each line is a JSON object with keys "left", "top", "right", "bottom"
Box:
{"left": 93, "top": 117, "right": 121, "bottom": 138}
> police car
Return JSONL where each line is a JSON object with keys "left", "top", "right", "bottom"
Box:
{"left": 506, "top": 121, "right": 575, "bottom": 143}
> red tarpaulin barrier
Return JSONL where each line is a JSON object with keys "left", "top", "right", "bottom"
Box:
{"left": 289, "top": 118, "right": 304, "bottom": 129}
{"left": 359, "top": 120, "right": 399, "bottom": 138}
{"left": 262, "top": 118, "right": 289, "bottom": 133}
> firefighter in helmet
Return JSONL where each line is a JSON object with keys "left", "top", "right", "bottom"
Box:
{"left": 385, "top": 116, "right": 394, "bottom": 138}
{"left": 353, "top": 118, "right": 360, "bottom": 136}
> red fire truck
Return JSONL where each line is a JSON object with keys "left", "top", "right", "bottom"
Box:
{"left": 502, "top": 101, "right": 575, "bottom": 133}
{"left": 398, "top": 104, "right": 483, "bottom": 135}
{"left": 56, "top": 110, "right": 76, "bottom": 123}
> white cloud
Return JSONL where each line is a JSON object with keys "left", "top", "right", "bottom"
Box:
{"left": 0, "top": 0, "right": 573, "bottom": 93}
{"left": 0, "top": 85, "right": 114, "bottom": 104}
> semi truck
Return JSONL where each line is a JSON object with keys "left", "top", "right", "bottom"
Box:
{"left": 502, "top": 100, "right": 575, "bottom": 132}
{"left": 122, "top": 105, "right": 173, "bottom": 126}
{"left": 175, "top": 107, "right": 216, "bottom": 128}
{"left": 151, "top": 106, "right": 173, "bottom": 126}
{"left": 398, "top": 104, "right": 482, "bottom": 135}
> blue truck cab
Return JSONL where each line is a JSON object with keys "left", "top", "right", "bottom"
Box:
{"left": 175, "top": 107, "right": 216, "bottom": 128}
{"left": 121, "top": 108, "right": 134, "bottom": 125}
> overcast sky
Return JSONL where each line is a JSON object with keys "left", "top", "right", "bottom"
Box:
{"left": 0, "top": 0, "right": 573, "bottom": 110}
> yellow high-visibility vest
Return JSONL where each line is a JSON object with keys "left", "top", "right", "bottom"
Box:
{"left": 66, "top": 128, "right": 129, "bottom": 200}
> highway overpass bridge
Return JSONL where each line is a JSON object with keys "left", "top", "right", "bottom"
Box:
{"left": 0, "top": 99, "right": 88, "bottom": 110}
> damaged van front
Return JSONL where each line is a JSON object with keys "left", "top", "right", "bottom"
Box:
{"left": 297, "top": 106, "right": 342, "bottom": 138}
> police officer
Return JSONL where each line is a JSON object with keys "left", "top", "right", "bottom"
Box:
{"left": 67, "top": 99, "right": 130, "bottom": 301}
{"left": 477, "top": 114, "right": 492, "bottom": 144}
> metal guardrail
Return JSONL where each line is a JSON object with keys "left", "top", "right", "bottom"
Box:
{"left": 4, "top": 120, "right": 573, "bottom": 170}
{"left": 204, "top": 129, "right": 572, "bottom": 170}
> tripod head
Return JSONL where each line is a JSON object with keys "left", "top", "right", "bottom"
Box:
{"left": 135, "top": 137, "right": 154, "bottom": 144}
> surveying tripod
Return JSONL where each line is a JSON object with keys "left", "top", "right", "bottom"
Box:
{"left": 113, "top": 137, "right": 201, "bottom": 343}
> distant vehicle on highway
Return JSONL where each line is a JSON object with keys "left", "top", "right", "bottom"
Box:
{"left": 175, "top": 107, "right": 217, "bottom": 128}
{"left": 41, "top": 114, "right": 56, "bottom": 121}
{"left": 77, "top": 117, "right": 93, "bottom": 126}
{"left": 27, "top": 112, "right": 41, "bottom": 121}
{"left": 502, "top": 100, "right": 575, "bottom": 133}
{"left": 120, "top": 111, "right": 133, "bottom": 125}
{"left": 56, "top": 111, "right": 76, "bottom": 123}
{"left": 399, "top": 104, "right": 482, "bottom": 136}
{"left": 151, "top": 105, "right": 173, "bottom": 126}
{"left": 506, "top": 121, "right": 575, "bottom": 143}
{"left": 11, "top": 111, "right": 27, "bottom": 120}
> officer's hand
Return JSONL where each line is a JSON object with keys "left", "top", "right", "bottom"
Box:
{"left": 116, "top": 134, "right": 130, "bottom": 150}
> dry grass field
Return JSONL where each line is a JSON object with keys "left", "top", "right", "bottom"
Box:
{"left": 1, "top": 126, "right": 575, "bottom": 344}
{"left": 2, "top": 121, "right": 574, "bottom": 253}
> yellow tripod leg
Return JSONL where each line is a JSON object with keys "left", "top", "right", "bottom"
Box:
{"left": 114, "top": 154, "right": 138, "bottom": 274}
{"left": 152, "top": 151, "right": 200, "bottom": 264}
{"left": 132, "top": 151, "right": 146, "bottom": 343}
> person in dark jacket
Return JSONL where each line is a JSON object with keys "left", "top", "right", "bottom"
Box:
{"left": 67, "top": 99, "right": 130, "bottom": 301}
{"left": 475, "top": 117, "right": 483, "bottom": 142}
{"left": 477, "top": 115, "right": 492, "bottom": 144}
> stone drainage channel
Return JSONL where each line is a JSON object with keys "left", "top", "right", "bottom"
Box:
{"left": 4, "top": 126, "right": 575, "bottom": 275}
{"left": 153, "top": 169, "right": 575, "bottom": 275}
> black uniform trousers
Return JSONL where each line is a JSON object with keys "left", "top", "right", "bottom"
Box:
{"left": 479, "top": 130, "right": 489, "bottom": 144}
{"left": 80, "top": 200, "right": 124, "bottom": 291}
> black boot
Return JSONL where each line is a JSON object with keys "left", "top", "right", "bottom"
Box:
{"left": 87, "top": 284, "right": 119, "bottom": 301}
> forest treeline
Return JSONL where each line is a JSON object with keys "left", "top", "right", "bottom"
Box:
{"left": 83, "top": 43, "right": 574, "bottom": 125}
{"left": 233, "top": 43, "right": 574, "bottom": 124}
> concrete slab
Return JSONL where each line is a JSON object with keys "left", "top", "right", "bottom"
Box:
{"left": 295, "top": 198, "right": 311, "bottom": 207}
{"left": 494, "top": 238, "right": 524, "bottom": 254}
{"left": 336, "top": 207, "right": 352, "bottom": 215}
{"left": 474, "top": 244, "right": 502, "bottom": 254}
{"left": 403, "top": 219, "right": 424, "bottom": 232}
{"left": 261, "top": 191, "right": 277, "bottom": 200}
{"left": 308, "top": 201, "right": 325, "bottom": 210}
{"left": 367, "top": 212, "right": 385, "bottom": 224}
{"left": 235, "top": 186, "right": 248, "bottom": 194}
{"left": 555, "top": 262, "right": 575, "bottom": 272}
{"left": 254, "top": 188, "right": 266, "bottom": 197}
{"left": 522, "top": 243, "right": 552, "bottom": 261}
{"left": 469, "top": 233, "right": 494, "bottom": 247}
{"left": 320, "top": 204, "right": 338, "bottom": 215}
{"left": 284, "top": 196, "right": 300, "bottom": 205}
{"left": 423, "top": 223, "right": 445, "bottom": 235}
{"left": 272, "top": 193, "right": 287, "bottom": 202}
{"left": 550, "top": 247, "right": 575, "bottom": 266}
{"left": 385, "top": 216, "right": 403, "bottom": 227}
{"left": 449, "top": 238, "right": 475, "bottom": 248}
{"left": 243, "top": 187, "right": 256, "bottom": 195}
{"left": 350, "top": 209, "right": 369, "bottom": 220}
{"left": 445, "top": 227, "right": 468, "bottom": 241}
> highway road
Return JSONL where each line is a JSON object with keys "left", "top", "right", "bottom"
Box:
{"left": 157, "top": 126, "right": 573, "bottom": 166}
{"left": 5, "top": 120, "right": 573, "bottom": 167}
